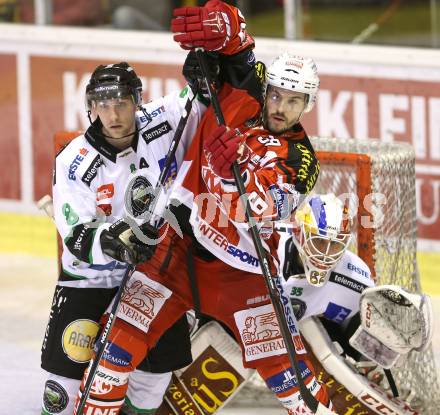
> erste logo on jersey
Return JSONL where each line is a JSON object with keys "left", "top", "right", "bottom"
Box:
{"left": 68, "top": 148, "right": 88, "bottom": 180}
{"left": 139, "top": 105, "right": 165, "bottom": 123}
{"left": 347, "top": 262, "right": 370, "bottom": 278}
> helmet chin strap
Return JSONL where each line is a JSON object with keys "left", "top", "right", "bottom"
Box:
{"left": 101, "top": 128, "right": 136, "bottom": 141}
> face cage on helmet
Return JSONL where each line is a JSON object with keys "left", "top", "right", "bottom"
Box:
{"left": 85, "top": 83, "right": 141, "bottom": 112}
{"left": 294, "top": 223, "right": 351, "bottom": 286}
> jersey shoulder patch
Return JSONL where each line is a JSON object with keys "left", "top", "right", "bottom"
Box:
{"left": 140, "top": 120, "right": 173, "bottom": 145}
{"left": 57, "top": 136, "right": 98, "bottom": 183}
{"left": 138, "top": 96, "right": 168, "bottom": 126}
{"left": 330, "top": 250, "right": 374, "bottom": 290}
{"left": 138, "top": 96, "right": 175, "bottom": 145}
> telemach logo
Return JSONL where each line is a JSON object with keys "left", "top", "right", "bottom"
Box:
{"left": 82, "top": 155, "right": 103, "bottom": 186}
{"left": 142, "top": 121, "right": 172, "bottom": 144}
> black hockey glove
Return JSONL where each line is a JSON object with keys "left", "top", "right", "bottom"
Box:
{"left": 100, "top": 219, "right": 159, "bottom": 265}
{"left": 183, "top": 50, "right": 220, "bottom": 95}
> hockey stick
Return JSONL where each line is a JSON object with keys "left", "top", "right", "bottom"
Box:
{"left": 352, "top": 0, "right": 401, "bottom": 44}
{"left": 76, "top": 82, "right": 200, "bottom": 415}
{"left": 195, "top": 49, "right": 332, "bottom": 414}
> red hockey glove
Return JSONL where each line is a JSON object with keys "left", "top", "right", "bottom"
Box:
{"left": 171, "top": 0, "right": 253, "bottom": 55}
{"left": 204, "top": 125, "right": 249, "bottom": 179}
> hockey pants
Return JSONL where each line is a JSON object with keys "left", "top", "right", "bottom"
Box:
{"left": 74, "top": 230, "right": 331, "bottom": 414}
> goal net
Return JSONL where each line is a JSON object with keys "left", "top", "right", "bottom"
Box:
{"left": 310, "top": 136, "right": 439, "bottom": 413}
{"left": 233, "top": 136, "right": 439, "bottom": 414}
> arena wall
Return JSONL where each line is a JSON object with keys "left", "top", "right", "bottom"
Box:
{"left": 0, "top": 23, "right": 439, "bottom": 250}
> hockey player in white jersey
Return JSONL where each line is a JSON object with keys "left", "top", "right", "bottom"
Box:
{"left": 276, "top": 193, "right": 433, "bottom": 414}
{"left": 41, "top": 61, "right": 207, "bottom": 415}
{"left": 42, "top": 10, "right": 262, "bottom": 407}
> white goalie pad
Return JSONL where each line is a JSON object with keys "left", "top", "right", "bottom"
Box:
{"left": 353, "top": 285, "right": 433, "bottom": 360}
{"left": 300, "top": 317, "right": 420, "bottom": 415}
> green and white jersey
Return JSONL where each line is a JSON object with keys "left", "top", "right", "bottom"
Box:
{"left": 53, "top": 87, "right": 206, "bottom": 288}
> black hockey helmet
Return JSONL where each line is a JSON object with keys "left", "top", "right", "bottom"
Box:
{"left": 85, "top": 62, "right": 143, "bottom": 110}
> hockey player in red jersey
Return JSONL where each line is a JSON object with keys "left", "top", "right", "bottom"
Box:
{"left": 74, "top": 1, "right": 330, "bottom": 414}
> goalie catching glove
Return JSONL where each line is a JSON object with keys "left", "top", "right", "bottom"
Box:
{"left": 100, "top": 219, "right": 158, "bottom": 265}
{"left": 171, "top": 0, "right": 253, "bottom": 55}
{"left": 349, "top": 285, "right": 433, "bottom": 369}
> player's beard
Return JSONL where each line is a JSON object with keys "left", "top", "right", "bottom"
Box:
{"left": 262, "top": 104, "right": 298, "bottom": 134}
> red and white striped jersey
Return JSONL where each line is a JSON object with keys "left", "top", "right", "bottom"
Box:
{"left": 170, "top": 84, "right": 320, "bottom": 273}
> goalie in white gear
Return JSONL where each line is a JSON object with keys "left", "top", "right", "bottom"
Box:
{"left": 277, "top": 193, "right": 433, "bottom": 413}
{"left": 288, "top": 193, "right": 352, "bottom": 287}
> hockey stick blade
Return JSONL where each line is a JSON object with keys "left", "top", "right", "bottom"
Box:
{"left": 195, "top": 49, "right": 329, "bottom": 414}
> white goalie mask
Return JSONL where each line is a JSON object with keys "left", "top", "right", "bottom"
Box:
{"left": 292, "top": 194, "right": 352, "bottom": 287}
{"left": 265, "top": 52, "right": 320, "bottom": 113}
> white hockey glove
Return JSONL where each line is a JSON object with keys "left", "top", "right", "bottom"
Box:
{"left": 349, "top": 285, "right": 433, "bottom": 368}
